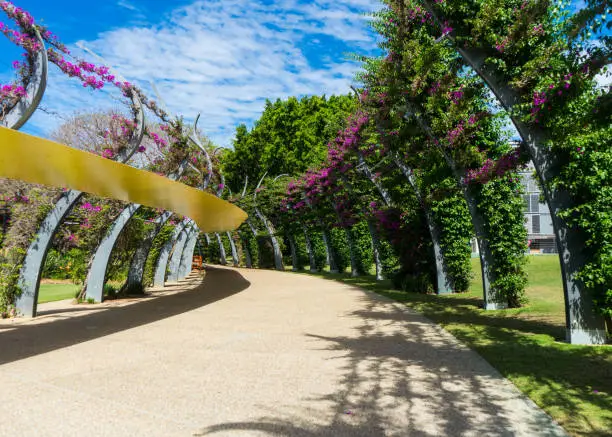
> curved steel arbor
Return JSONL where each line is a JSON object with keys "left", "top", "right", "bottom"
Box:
{"left": 418, "top": 0, "right": 606, "bottom": 343}
{"left": 15, "top": 92, "right": 145, "bottom": 316}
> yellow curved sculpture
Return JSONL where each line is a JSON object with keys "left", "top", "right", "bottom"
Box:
{"left": 0, "top": 127, "right": 247, "bottom": 232}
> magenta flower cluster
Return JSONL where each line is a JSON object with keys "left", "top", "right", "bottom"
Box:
{"left": 146, "top": 131, "right": 169, "bottom": 149}
{"left": 0, "top": 83, "right": 26, "bottom": 100}
{"left": 464, "top": 149, "right": 525, "bottom": 184}
{"left": 2, "top": 1, "right": 170, "bottom": 121}
{"left": 449, "top": 86, "right": 464, "bottom": 104}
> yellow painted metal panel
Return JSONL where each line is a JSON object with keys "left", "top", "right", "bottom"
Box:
{"left": 0, "top": 127, "right": 247, "bottom": 232}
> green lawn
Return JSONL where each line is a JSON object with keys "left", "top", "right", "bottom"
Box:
{"left": 298, "top": 256, "right": 612, "bottom": 437}
{"left": 38, "top": 283, "right": 79, "bottom": 303}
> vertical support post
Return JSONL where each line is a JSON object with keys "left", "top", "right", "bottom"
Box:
{"left": 226, "top": 231, "right": 240, "bottom": 266}
{"left": 367, "top": 220, "right": 384, "bottom": 281}
{"left": 255, "top": 207, "right": 284, "bottom": 271}
{"left": 321, "top": 228, "right": 338, "bottom": 273}
{"left": 215, "top": 233, "right": 227, "bottom": 265}
{"left": 167, "top": 224, "right": 191, "bottom": 283}
{"left": 178, "top": 227, "right": 199, "bottom": 280}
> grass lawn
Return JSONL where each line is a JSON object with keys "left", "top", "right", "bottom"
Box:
{"left": 298, "top": 255, "right": 612, "bottom": 437}
{"left": 38, "top": 283, "right": 80, "bottom": 303}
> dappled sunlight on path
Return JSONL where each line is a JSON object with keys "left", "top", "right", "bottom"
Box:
{"left": 0, "top": 267, "right": 565, "bottom": 436}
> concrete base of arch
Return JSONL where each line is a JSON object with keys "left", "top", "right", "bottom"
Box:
{"left": 567, "top": 328, "right": 607, "bottom": 345}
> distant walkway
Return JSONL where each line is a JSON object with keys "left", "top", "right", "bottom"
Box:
{"left": 0, "top": 266, "right": 566, "bottom": 436}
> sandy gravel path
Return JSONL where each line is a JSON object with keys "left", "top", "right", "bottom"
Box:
{"left": 0, "top": 266, "right": 566, "bottom": 436}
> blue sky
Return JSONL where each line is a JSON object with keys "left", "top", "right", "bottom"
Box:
{"left": 1, "top": 0, "right": 381, "bottom": 146}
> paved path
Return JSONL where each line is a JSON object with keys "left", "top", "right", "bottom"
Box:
{"left": 0, "top": 266, "right": 566, "bottom": 437}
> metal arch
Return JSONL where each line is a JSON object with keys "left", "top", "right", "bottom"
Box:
{"left": 154, "top": 219, "right": 190, "bottom": 287}
{"left": 253, "top": 172, "right": 284, "bottom": 271}
{"left": 402, "top": 98, "right": 502, "bottom": 308}
{"left": 167, "top": 223, "right": 193, "bottom": 283}
{"left": 209, "top": 232, "right": 226, "bottom": 265}
{"left": 84, "top": 203, "right": 141, "bottom": 302}
{"left": 124, "top": 210, "right": 173, "bottom": 291}
{"left": 189, "top": 114, "right": 213, "bottom": 190}
{"left": 418, "top": 1, "right": 605, "bottom": 343}
{"left": 226, "top": 231, "right": 239, "bottom": 266}
{"left": 2, "top": 30, "right": 48, "bottom": 131}
{"left": 115, "top": 91, "right": 146, "bottom": 163}
{"left": 15, "top": 87, "right": 146, "bottom": 317}
{"left": 83, "top": 157, "right": 188, "bottom": 302}
{"left": 178, "top": 226, "right": 200, "bottom": 280}
{"left": 392, "top": 155, "right": 454, "bottom": 294}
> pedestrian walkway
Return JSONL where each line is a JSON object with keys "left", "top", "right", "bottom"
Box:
{"left": 0, "top": 266, "right": 566, "bottom": 436}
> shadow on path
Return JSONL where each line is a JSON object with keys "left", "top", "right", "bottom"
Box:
{"left": 196, "top": 287, "right": 566, "bottom": 437}
{"left": 0, "top": 267, "right": 250, "bottom": 365}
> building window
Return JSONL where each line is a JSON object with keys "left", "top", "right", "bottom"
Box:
{"left": 532, "top": 215, "right": 540, "bottom": 234}
{"left": 530, "top": 195, "right": 540, "bottom": 213}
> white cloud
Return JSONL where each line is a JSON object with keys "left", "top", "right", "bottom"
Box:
{"left": 18, "top": 0, "right": 381, "bottom": 147}
{"left": 116, "top": 0, "right": 139, "bottom": 12}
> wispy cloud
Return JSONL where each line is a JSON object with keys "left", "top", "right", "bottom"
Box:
{"left": 18, "top": 0, "right": 380, "bottom": 147}
{"left": 116, "top": 0, "right": 139, "bottom": 12}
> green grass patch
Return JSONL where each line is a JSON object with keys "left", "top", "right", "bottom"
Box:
{"left": 38, "top": 283, "right": 80, "bottom": 303}
{"left": 297, "top": 255, "right": 612, "bottom": 437}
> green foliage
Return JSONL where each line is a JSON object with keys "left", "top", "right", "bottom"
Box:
{"left": 292, "top": 233, "right": 309, "bottom": 270}
{"left": 257, "top": 235, "right": 276, "bottom": 269}
{"left": 105, "top": 214, "right": 149, "bottom": 284}
{"left": 429, "top": 180, "right": 474, "bottom": 293}
{"left": 474, "top": 176, "right": 529, "bottom": 307}
{"left": 143, "top": 223, "right": 174, "bottom": 287}
{"left": 307, "top": 229, "right": 328, "bottom": 271}
{"left": 206, "top": 234, "right": 221, "bottom": 264}
{"left": 103, "top": 283, "right": 118, "bottom": 300}
{"left": 220, "top": 234, "right": 233, "bottom": 262}
{"left": 351, "top": 221, "right": 374, "bottom": 275}
{"left": 223, "top": 95, "right": 357, "bottom": 193}
{"left": 42, "top": 248, "right": 89, "bottom": 284}
{"left": 42, "top": 249, "right": 71, "bottom": 280}
{"left": 0, "top": 182, "right": 61, "bottom": 314}
{"left": 0, "top": 246, "right": 24, "bottom": 317}
{"left": 329, "top": 228, "right": 350, "bottom": 273}
{"left": 237, "top": 228, "right": 259, "bottom": 268}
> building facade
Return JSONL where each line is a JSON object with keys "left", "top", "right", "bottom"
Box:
{"left": 471, "top": 163, "right": 557, "bottom": 255}
{"left": 519, "top": 165, "right": 557, "bottom": 254}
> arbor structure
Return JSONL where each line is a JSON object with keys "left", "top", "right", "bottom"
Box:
{"left": 1, "top": 0, "right": 609, "bottom": 345}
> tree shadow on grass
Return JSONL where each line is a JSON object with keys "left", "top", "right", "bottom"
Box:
{"left": 196, "top": 286, "right": 567, "bottom": 437}
{"left": 0, "top": 266, "right": 250, "bottom": 365}
{"left": 307, "top": 271, "right": 567, "bottom": 340}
